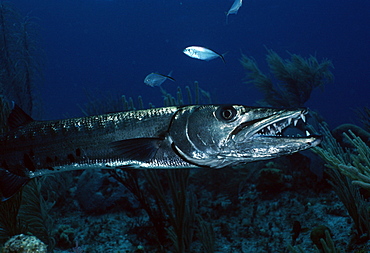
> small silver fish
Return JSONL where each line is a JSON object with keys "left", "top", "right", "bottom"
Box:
{"left": 183, "top": 46, "right": 225, "bottom": 63}
{"left": 144, "top": 71, "right": 175, "bottom": 87}
{"left": 226, "top": 0, "right": 242, "bottom": 24}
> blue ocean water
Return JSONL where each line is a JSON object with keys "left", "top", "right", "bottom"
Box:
{"left": 10, "top": 0, "right": 370, "bottom": 128}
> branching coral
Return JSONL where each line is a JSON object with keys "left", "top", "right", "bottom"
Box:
{"left": 240, "top": 48, "right": 333, "bottom": 107}
{"left": 313, "top": 124, "right": 370, "bottom": 190}
{"left": 312, "top": 123, "right": 370, "bottom": 236}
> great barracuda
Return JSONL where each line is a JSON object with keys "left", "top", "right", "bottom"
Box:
{"left": 0, "top": 104, "right": 321, "bottom": 201}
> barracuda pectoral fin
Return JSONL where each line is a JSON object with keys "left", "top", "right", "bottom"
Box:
{"left": 110, "top": 137, "right": 165, "bottom": 161}
{"left": 0, "top": 168, "right": 30, "bottom": 201}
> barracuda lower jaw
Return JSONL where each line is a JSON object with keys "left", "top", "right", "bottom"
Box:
{"left": 255, "top": 112, "right": 312, "bottom": 138}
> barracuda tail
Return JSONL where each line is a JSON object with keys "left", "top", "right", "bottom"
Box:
{"left": 1, "top": 104, "right": 34, "bottom": 201}
{"left": 0, "top": 168, "right": 30, "bottom": 201}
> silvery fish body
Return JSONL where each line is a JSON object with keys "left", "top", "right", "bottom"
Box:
{"left": 226, "top": 0, "right": 243, "bottom": 24}
{"left": 183, "top": 46, "right": 226, "bottom": 63}
{"left": 0, "top": 104, "right": 321, "bottom": 200}
{"left": 144, "top": 72, "right": 175, "bottom": 87}
{"left": 227, "top": 0, "right": 242, "bottom": 16}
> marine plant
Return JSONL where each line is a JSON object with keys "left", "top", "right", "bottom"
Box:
{"left": 0, "top": 191, "right": 24, "bottom": 244}
{"left": 197, "top": 216, "right": 215, "bottom": 253}
{"left": 144, "top": 169, "right": 196, "bottom": 253}
{"left": 80, "top": 81, "right": 212, "bottom": 116}
{"left": 0, "top": 2, "right": 52, "bottom": 251}
{"left": 0, "top": 179, "right": 55, "bottom": 251}
{"left": 240, "top": 48, "right": 333, "bottom": 107}
{"left": 313, "top": 124, "right": 370, "bottom": 191}
{"left": 19, "top": 178, "right": 56, "bottom": 251}
{"left": 110, "top": 167, "right": 215, "bottom": 253}
{"left": 103, "top": 83, "right": 214, "bottom": 252}
{"left": 356, "top": 106, "right": 370, "bottom": 132}
{"left": 0, "top": 95, "right": 11, "bottom": 134}
{"left": 312, "top": 123, "right": 370, "bottom": 238}
{"left": 109, "top": 169, "right": 169, "bottom": 247}
{"left": 79, "top": 82, "right": 213, "bottom": 251}
{"left": 288, "top": 228, "right": 343, "bottom": 253}
{"left": 160, "top": 81, "right": 212, "bottom": 106}
{"left": 0, "top": 2, "right": 42, "bottom": 117}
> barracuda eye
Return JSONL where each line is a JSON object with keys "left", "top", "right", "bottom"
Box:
{"left": 216, "top": 105, "right": 237, "bottom": 122}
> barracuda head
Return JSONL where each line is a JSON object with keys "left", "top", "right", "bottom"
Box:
{"left": 169, "top": 105, "right": 322, "bottom": 168}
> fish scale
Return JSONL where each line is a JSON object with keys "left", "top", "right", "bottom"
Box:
{"left": 0, "top": 104, "right": 321, "bottom": 201}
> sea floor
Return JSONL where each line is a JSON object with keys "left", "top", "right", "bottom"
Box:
{"left": 46, "top": 156, "right": 369, "bottom": 253}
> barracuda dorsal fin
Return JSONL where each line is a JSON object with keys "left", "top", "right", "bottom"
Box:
{"left": 8, "top": 103, "right": 34, "bottom": 130}
{"left": 110, "top": 137, "right": 164, "bottom": 161}
{"left": 0, "top": 168, "right": 30, "bottom": 201}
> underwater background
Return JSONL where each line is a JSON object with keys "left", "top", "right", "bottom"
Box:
{"left": 1, "top": 0, "right": 370, "bottom": 252}
{"left": 8, "top": 0, "right": 370, "bottom": 126}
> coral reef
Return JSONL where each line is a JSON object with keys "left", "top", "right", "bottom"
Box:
{"left": 0, "top": 5, "right": 46, "bottom": 245}
{"left": 75, "top": 169, "right": 138, "bottom": 213}
{"left": 54, "top": 225, "right": 75, "bottom": 250}
{"left": 92, "top": 83, "right": 214, "bottom": 252}
{"left": 2, "top": 234, "right": 47, "bottom": 253}
{"left": 288, "top": 227, "right": 344, "bottom": 253}
{"left": 109, "top": 168, "right": 215, "bottom": 252}
{"left": 332, "top": 123, "right": 370, "bottom": 147}
{"left": 313, "top": 123, "right": 370, "bottom": 239}
{"left": 18, "top": 178, "right": 55, "bottom": 250}
{"left": 240, "top": 48, "right": 333, "bottom": 107}
{"left": 313, "top": 124, "right": 370, "bottom": 190}
{"left": 0, "top": 178, "right": 55, "bottom": 250}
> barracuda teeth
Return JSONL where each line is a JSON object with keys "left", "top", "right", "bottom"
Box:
{"left": 306, "top": 130, "right": 311, "bottom": 136}
{"left": 287, "top": 118, "right": 292, "bottom": 125}
{"left": 300, "top": 114, "right": 306, "bottom": 122}
{"left": 294, "top": 119, "right": 298, "bottom": 126}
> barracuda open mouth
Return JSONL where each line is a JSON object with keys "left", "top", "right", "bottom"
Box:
{"left": 255, "top": 110, "right": 312, "bottom": 138}
{"left": 168, "top": 105, "right": 322, "bottom": 169}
